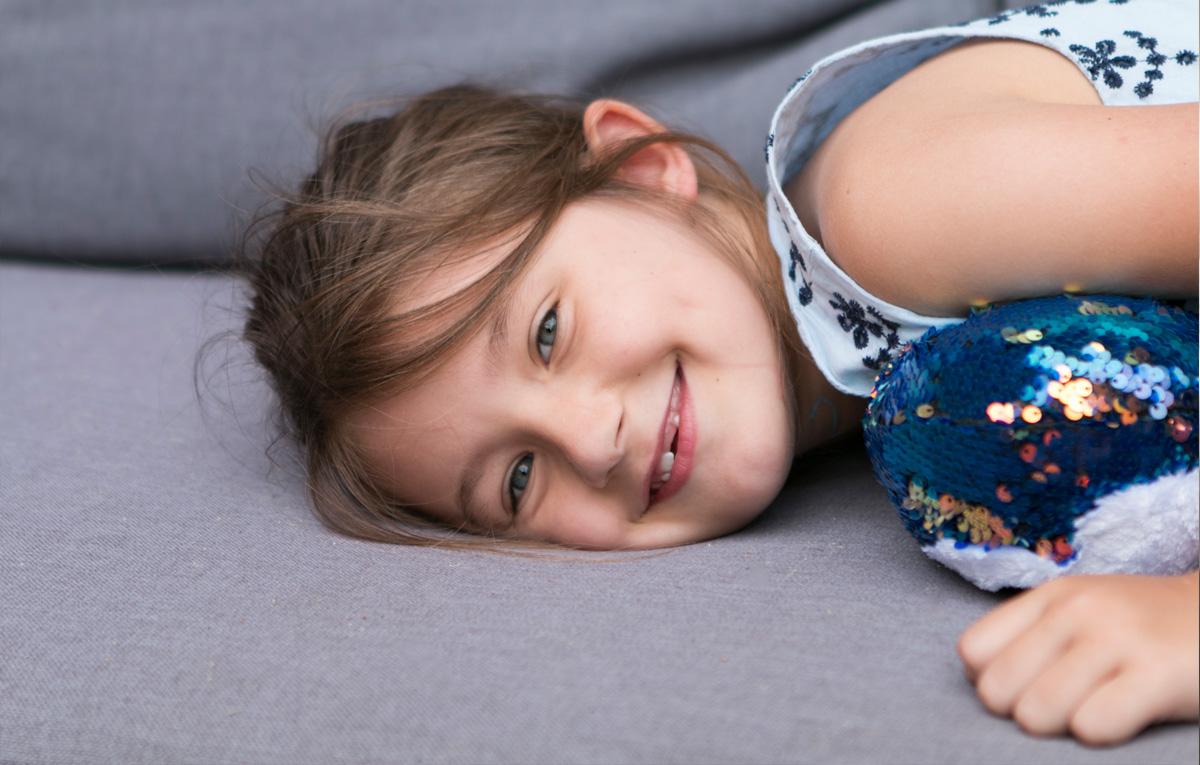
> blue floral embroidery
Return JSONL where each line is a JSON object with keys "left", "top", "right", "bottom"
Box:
{"left": 863, "top": 344, "right": 900, "bottom": 372}
{"left": 797, "top": 280, "right": 814, "bottom": 307}
{"left": 786, "top": 244, "right": 814, "bottom": 306}
{"left": 949, "top": 0, "right": 1196, "bottom": 100}
{"left": 787, "top": 260, "right": 814, "bottom": 307}
{"left": 773, "top": 199, "right": 790, "bottom": 238}
{"left": 1069, "top": 38, "right": 1138, "bottom": 88}
{"left": 967, "top": 0, "right": 1071, "bottom": 27}
{"left": 764, "top": 132, "right": 774, "bottom": 165}
{"left": 789, "top": 242, "right": 807, "bottom": 274}
{"left": 829, "top": 292, "right": 901, "bottom": 370}
{"left": 1117, "top": 30, "right": 1198, "bottom": 98}
{"left": 956, "top": 0, "right": 1134, "bottom": 29}
{"left": 1070, "top": 30, "right": 1195, "bottom": 98}
{"left": 988, "top": 4, "right": 1059, "bottom": 25}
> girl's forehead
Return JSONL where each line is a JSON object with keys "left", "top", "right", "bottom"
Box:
{"left": 401, "top": 236, "right": 521, "bottom": 314}
{"left": 396, "top": 196, "right": 640, "bottom": 315}
{"left": 345, "top": 323, "right": 494, "bottom": 503}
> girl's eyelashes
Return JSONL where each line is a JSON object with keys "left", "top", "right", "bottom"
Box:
{"left": 506, "top": 303, "right": 559, "bottom": 515}
{"left": 536, "top": 304, "right": 558, "bottom": 364}
{"left": 507, "top": 453, "right": 533, "bottom": 514}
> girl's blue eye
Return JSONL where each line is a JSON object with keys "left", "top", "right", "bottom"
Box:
{"left": 508, "top": 453, "right": 533, "bottom": 513}
{"left": 536, "top": 306, "right": 557, "bottom": 363}
{"left": 506, "top": 306, "right": 556, "bottom": 514}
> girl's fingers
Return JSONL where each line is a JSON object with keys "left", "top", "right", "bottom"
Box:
{"left": 958, "top": 583, "right": 1056, "bottom": 678}
{"left": 1068, "top": 666, "right": 1168, "bottom": 747}
{"left": 973, "top": 603, "right": 1077, "bottom": 716}
{"left": 1010, "top": 640, "right": 1121, "bottom": 737}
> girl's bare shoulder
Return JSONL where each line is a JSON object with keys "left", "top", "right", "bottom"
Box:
{"left": 783, "top": 38, "right": 1105, "bottom": 310}
{"left": 786, "top": 38, "right": 1197, "bottom": 316}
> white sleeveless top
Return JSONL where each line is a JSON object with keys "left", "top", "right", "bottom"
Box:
{"left": 764, "top": 0, "right": 1199, "bottom": 397}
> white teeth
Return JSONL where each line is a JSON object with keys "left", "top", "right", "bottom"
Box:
{"left": 651, "top": 450, "right": 676, "bottom": 494}
{"left": 652, "top": 369, "right": 684, "bottom": 497}
{"left": 659, "top": 451, "right": 675, "bottom": 474}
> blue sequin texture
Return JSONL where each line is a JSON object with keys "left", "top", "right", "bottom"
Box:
{"left": 862, "top": 294, "right": 1198, "bottom": 565}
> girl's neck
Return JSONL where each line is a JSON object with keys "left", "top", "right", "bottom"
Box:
{"left": 703, "top": 190, "right": 867, "bottom": 456}
{"left": 792, "top": 349, "right": 868, "bottom": 457}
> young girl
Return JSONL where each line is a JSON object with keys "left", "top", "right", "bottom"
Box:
{"left": 235, "top": 0, "right": 1198, "bottom": 748}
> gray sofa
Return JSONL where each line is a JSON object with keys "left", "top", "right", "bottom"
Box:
{"left": 2, "top": 1, "right": 1196, "bottom": 763}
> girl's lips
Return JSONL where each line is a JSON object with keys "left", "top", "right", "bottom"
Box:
{"left": 645, "top": 362, "right": 695, "bottom": 510}
{"left": 643, "top": 367, "right": 677, "bottom": 512}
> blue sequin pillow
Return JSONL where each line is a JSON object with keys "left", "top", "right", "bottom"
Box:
{"left": 863, "top": 293, "right": 1199, "bottom": 591}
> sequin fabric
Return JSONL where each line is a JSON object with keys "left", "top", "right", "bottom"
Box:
{"left": 862, "top": 293, "right": 1198, "bottom": 566}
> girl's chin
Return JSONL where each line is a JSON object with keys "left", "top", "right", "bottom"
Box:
{"left": 635, "top": 504, "right": 764, "bottom": 547}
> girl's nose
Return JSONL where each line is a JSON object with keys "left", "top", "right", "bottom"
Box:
{"left": 539, "top": 385, "right": 624, "bottom": 489}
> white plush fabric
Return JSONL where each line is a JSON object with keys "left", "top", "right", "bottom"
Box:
{"left": 924, "top": 468, "right": 1200, "bottom": 591}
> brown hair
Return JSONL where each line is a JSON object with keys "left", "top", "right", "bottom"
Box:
{"left": 218, "top": 82, "right": 807, "bottom": 560}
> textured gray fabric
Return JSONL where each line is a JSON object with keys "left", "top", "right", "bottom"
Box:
{"left": 1, "top": 0, "right": 873, "bottom": 266}
{"left": 4, "top": 0, "right": 1198, "bottom": 762}
{"left": 0, "top": 0, "right": 1002, "bottom": 267}
{"left": 3, "top": 262, "right": 1197, "bottom": 763}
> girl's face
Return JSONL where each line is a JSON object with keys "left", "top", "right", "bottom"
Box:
{"left": 345, "top": 195, "right": 797, "bottom": 549}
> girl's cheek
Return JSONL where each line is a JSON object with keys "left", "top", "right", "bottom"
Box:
{"left": 536, "top": 499, "right": 630, "bottom": 549}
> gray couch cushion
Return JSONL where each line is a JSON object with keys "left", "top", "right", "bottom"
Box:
{"left": 1, "top": 0, "right": 984, "bottom": 267}
{"left": 6, "top": 0, "right": 1197, "bottom": 761}
{"left": 3, "top": 260, "right": 1197, "bottom": 763}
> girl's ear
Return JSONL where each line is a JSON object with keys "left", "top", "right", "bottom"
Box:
{"left": 582, "top": 99, "right": 698, "bottom": 201}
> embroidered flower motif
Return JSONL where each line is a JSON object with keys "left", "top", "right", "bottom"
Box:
{"left": 783, "top": 243, "right": 814, "bottom": 306}
{"left": 960, "top": 0, "right": 1136, "bottom": 29}
{"left": 830, "top": 293, "right": 869, "bottom": 349}
{"left": 983, "top": 2, "right": 1060, "bottom": 26}
{"left": 1040, "top": 27, "right": 1061, "bottom": 37}
{"left": 772, "top": 199, "right": 789, "bottom": 239}
{"left": 1090, "top": 30, "right": 1200, "bottom": 98}
{"left": 1069, "top": 39, "right": 1137, "bottom": 89}
{"left": 863, "top": 345, "right": 898, "bottom": 372}
{"left": 788, "top": 242, "right": 807, "bottom": 274}
{"left": 797, "top": 278, "right": 814, "bottom": 307}
{"left": 829, "top": 292, "right": 901, "bottom": 369}
{"left": 1058, "top": 25, "right": 1197, "bottom": 99}
{"left": 764, "top": 132, "right": 774, "bottom": 165}
{"left": 787, "top": 260, "right": 814, "bottom": 307}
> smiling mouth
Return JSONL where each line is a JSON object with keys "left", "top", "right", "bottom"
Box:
{"left": 646, "top": 360, "right": 694, "bottom": 509}
{"left": 649, "top": 371, "right": 682, "bottom": 497}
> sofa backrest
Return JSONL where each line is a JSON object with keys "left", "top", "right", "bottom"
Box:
{"left": 0, "top": 0, "right": 989, "bottom": 267}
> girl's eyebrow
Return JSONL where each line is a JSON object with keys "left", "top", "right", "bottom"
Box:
{"left": 456, "top": 460, "right": 480, "bottom": 527}
{"left": 457, "top": 460, "right": 493, "bottom": 528}
{"left": 461, "top": 301, "right": 519, "bottom": 528}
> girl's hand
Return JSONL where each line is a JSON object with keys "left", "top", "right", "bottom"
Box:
{"left": 956, "top": 570, "right": 1200, "bottom": 746}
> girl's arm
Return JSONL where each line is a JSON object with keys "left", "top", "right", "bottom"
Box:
{"left": 957, "top": 570, "right": 1200, "bottom": 745}
{"left": 815, "top": 99, "right": 1199, "bottom": 316}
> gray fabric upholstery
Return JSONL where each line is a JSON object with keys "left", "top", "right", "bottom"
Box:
{"left": 3, "top": 0, "right": 986, "bottom": 267}
{"left": 2, "top": 0, "right": 1197, "bottom": 762}
{"left": 4, "top": 260, "right": 1196, "bottom": 762}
